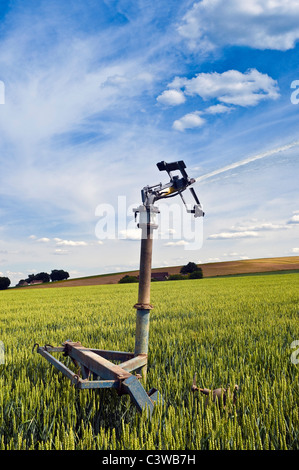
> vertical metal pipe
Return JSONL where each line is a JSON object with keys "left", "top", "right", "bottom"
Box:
{"left": 137, "top": 228, "right": 153, "bottom": 306}
{"left": 134, "top": 309, "right": 150, "bottom": 362}
{"left": 134, "top": 208, "right": 156, "bottom": 383}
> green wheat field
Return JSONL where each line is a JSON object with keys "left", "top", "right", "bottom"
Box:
{"left": 0, "top": 272, "right": 298, "bottom": 450}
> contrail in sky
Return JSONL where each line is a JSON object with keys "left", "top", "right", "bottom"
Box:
{"left": 195, "top": 140, "right": 299, "bottom": 183}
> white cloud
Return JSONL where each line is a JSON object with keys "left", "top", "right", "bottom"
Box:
{"left": 156, "top": 89, "right": 186, "bottom": 106}
{"left": 208, "top": 231, "right": 259, "bottom": 239}
{"left": 204, "top": 104, "right": 234, "bottom": 115}
{"left": 178, "top": 0, "right": 299, "bottom": 51}
{"left": 291, "top": 248, "right": 299, "bottom": 253}
{"left": 288, "top": 215, "right": 299, "bottom": 224}
{"left": 208, "top": 218, "right": 293, "bottom": 241}
{"left": 232, "top": 222, "right": 291, "bottom": 231}
{"left": 173, "top": 112, "right": 206, "bottom": 131}
{"left": 53, "top": 249, "right": 69, "bottom": 255}
{"left": 118, "top": 229, "right": 141, "bottom": 240}
{"left": 55, "top": 239, "right": 88, "bottom": 246}
{"left": 32, "top": 236, "right": 89, "bottom": 247}
{"left": 170, "top": 69, "right": 279, "bottom": 107}
{"left": 162, "top": 68, "right": 279, "bottom": 131}
{"left": 170, "top": 103, "right": 233, "bottom": 132}
{"left": 164, "top": 240, "right": 189, "bottom": 246}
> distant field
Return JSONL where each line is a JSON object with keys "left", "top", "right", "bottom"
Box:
{"left": 0, "top": 272, "right": 299, "bottom": 449}
{"left": 22, "top": 256, "right": 299, "bottom": 288}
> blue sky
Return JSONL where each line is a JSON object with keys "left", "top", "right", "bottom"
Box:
{"left": 0, "top": 0, "right": 299, "bottom": 285}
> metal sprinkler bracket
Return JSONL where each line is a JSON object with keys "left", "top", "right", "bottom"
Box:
{"left": 141, "top": 160, "right": 205, "bottom": 218}
{"left": 33, "top": 160, "right": 203, "bottom": 418}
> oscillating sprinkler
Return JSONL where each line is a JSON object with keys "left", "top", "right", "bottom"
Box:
{"left": 133, "top": 160, "right": 204, "bottom": 383}
{"left": 33, "top": 160, "right": 204, "bottom": 417}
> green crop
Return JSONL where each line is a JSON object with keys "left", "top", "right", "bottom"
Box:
{"left": 0, "top": 273, "right": 298, "bottom": 450}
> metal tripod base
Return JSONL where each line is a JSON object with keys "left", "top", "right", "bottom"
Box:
{"left": 33, "top": 340, "right": 162, "bottom": 417}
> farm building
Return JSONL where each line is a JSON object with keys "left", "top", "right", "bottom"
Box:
{"left": 151, "top": 272, "right": 169, "bottom": 281}
{"left": 137, "top": 272, "right": 169, "bottom": 282}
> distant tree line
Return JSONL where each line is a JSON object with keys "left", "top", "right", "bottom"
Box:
{"left": 16, "top": 269, "right": 69, "bottom": 287}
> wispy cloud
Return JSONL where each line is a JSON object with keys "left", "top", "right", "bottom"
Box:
{"left": 288, "top": 214, "right": 299, "bottom": 224}
{"left": 204, "top": 104, "right": 234, "bottom": 115}
{"left": 208, "top": 231, "right": 259, "bottom": 240}
{"left": 208, "top": 216, "right": 296, "bottom": 240}
{"left": 53, "top": 249, "right": 69, "bottom": 256}
{"left": 0, "top": 2, "right": 174, "bottom": 236}
{"left": 117, "top": 229, "right": 141, "bottom": 240}
{"left": 231, "top": 222, "right": 292, "bottom": 231}
{"left": 31, "top": 236, "right": 102, "bottom": 247}
{"left": 164, "top": 240, "right": 189, "bottom": 246}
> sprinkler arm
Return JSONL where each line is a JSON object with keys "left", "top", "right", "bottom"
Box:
{"left": 140, "top": 160, "right": 204, "bottom": 217}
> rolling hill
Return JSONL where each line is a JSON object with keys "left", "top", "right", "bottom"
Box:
{"left": 22, "top": 256, "right": 299, "bottom": 288}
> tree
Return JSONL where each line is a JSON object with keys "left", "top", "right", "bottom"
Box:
{"left": 24, "top": 272, "right": 50, "bottom": 284}
{"left": 50, "top": 269, "right": 70, "bottom": 282}
{"left": 189, "top": 268, "right": 203, "bottom": 279}
{"left": 0, "top": 277, "right": 11, "bottom": 290}
{"left": 119, "top": 275, "right": 138, "bottom": 284}
{"left": 168, "top": 274, "right": 187, "bottom": 281}
{"left": 180, "top": 262, "right": 199, "bottom": 275}
{"left": 25, "top": 274, "right": 36, "bottom": 283}
{"left": 34, "top": 272, "right": 50, "bottom": 283}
